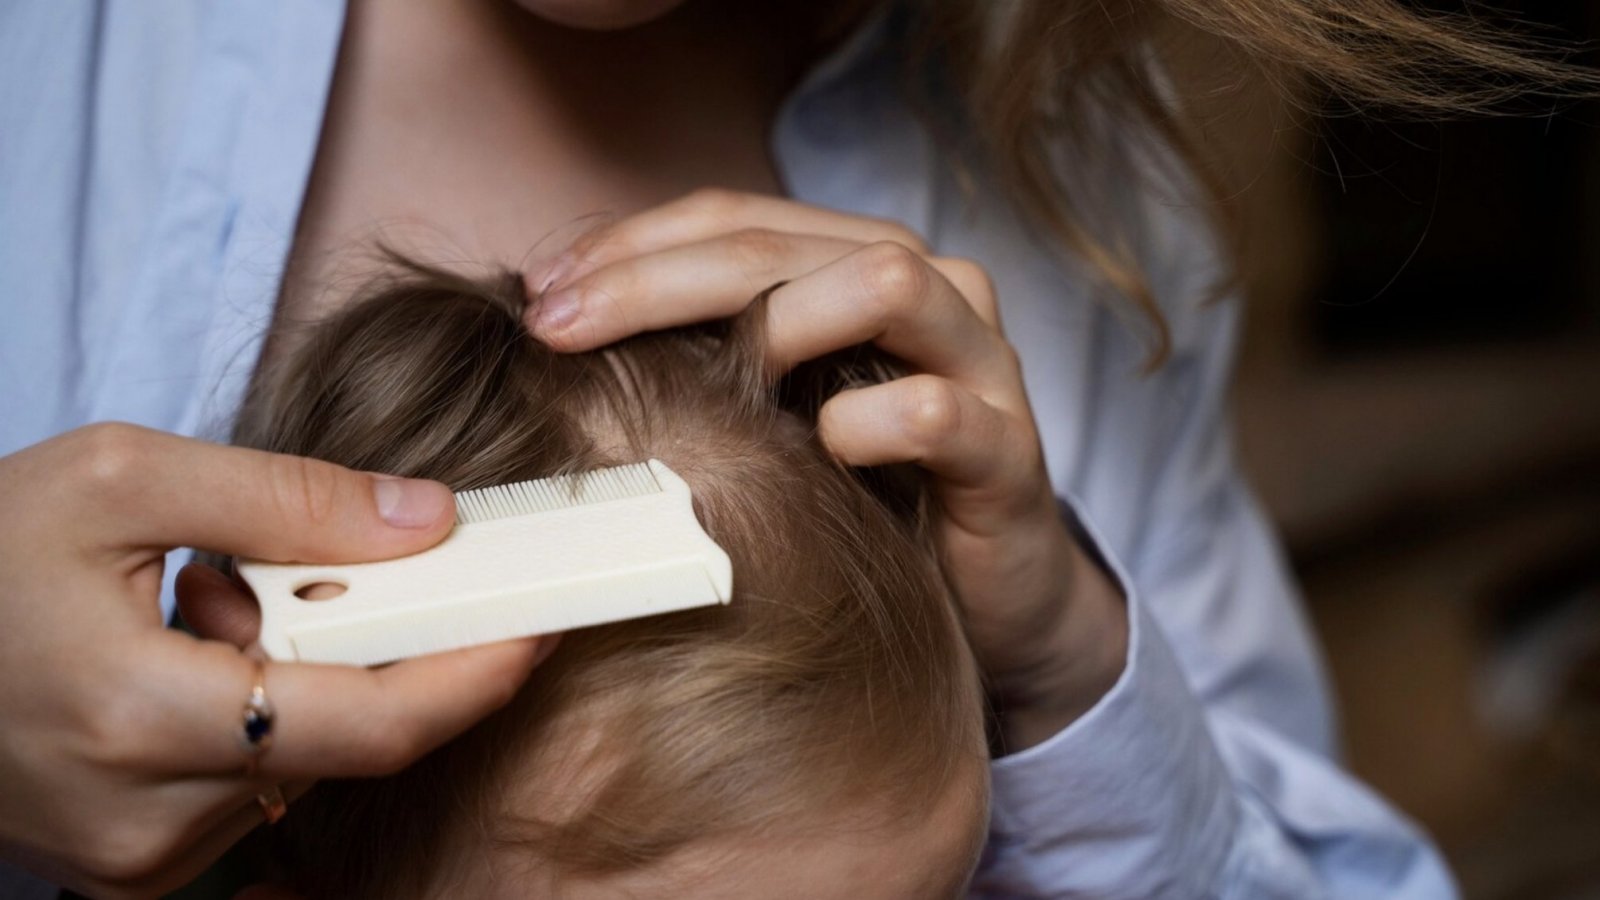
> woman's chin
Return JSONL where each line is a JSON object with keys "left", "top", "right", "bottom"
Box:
{"left": 510, "top": 0, "right": 691, "bottom": 30}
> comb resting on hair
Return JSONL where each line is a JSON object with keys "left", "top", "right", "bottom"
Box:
{"left": 238, "top": 460, "right": 733, "bottom": 667}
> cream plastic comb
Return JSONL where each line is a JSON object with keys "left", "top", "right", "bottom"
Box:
{"left": 237, "top": 460, "right": 733, "bottom": 667}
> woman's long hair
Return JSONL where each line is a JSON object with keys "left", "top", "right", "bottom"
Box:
{"left": 902, "top": 0, "right": 1598, "bottom": 361}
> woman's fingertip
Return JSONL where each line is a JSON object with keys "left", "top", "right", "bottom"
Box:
{"left": 532, "top": 288, "right": 583, "bottom": 337}
{"left": 373, "top": 477, "right": 453, "bottom": 529}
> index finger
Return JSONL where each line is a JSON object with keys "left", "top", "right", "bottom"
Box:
{"left": 534, "top": 189, "right": 929, "bottom": 290}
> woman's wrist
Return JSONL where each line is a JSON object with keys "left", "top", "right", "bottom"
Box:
{"left": 987, "top": 527, "right": 1129, "bottom": 754}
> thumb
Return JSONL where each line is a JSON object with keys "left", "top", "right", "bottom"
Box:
{"left": 69, "top": 424, "right": 454, "bottom": 564}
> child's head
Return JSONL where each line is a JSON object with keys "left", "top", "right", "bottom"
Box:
{"left": 235, "top": 260, "right": 990, "bottom": 898}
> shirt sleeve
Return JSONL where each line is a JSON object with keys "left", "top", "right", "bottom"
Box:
{"left": 972, "top": 522, "right": 1456, "bottom": 898}
{"left": 971, "top": 253, "right": 1457, "bottom": 897}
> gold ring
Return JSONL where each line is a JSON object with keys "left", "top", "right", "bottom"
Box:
{"left": 255, "top": 784, "right": 288, "bottom": 825}
{"left": 239, "top": 660, "right": 275, "bottom": 776}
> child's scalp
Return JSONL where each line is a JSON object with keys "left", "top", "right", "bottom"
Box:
{"left": 238, "top": 256, "right": 988, "bottom": 898}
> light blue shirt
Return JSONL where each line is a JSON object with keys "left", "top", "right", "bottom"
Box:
{"left": 0, "top": 3, "right": 1457, "bottom": 897}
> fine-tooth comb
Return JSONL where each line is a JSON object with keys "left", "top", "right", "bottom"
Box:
{"left": 238, "top": 460, "right": 733, "bottom": 667}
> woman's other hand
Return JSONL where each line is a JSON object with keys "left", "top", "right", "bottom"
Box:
{"left": 525, "top": 189, "right": 1128, "bottom": 750}
{"left": 0, "top": 424, "right": 549, "bottom": 898}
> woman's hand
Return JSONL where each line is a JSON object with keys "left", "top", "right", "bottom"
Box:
{"left": 0, "top": 424, "right": 549, "bottom": 898}
{"left": 526, "top": 189, "right": 1129, "bottom": 750}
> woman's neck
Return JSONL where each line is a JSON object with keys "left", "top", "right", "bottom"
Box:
{"left": 277, "top": 0, "right": 847, "bottom": 328}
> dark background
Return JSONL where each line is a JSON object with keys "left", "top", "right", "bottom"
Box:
{"left": 1180, "top": 3, "right": 1600, "bottom": 895}
{"left": 1310, "top": 4, "right": 1600, "bottom": 355}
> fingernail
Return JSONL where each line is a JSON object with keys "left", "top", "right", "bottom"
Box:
{"left": 538, "top": 253, "right": 576, "bottom": 292}
{"left": 373, "top": 478, "right": 452, "bottom": 529}
{"left": 534, "top": 288, "right": 582, "bottom": 336}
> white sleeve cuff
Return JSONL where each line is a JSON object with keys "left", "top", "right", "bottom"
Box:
{"left": 980, "top": 498, "right": 1238, "bottom": 897}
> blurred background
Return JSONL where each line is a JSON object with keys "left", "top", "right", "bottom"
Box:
{"left": 1174, "top": 3, "right": 1600, "bottom": 896}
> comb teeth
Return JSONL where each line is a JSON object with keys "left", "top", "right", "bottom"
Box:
{"left": 453, "top": 462, "right": 663, "bottom": 524}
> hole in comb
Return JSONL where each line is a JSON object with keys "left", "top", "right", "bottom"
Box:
{"left": 293, "top": 580, "right": 348, "bottom": 601}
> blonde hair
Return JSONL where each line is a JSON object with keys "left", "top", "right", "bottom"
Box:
{"left": 233, "top": 261, "right": 989, "bottom": 897}
{"left": 899, "top": 0, "right": 1599, "bottom": 361}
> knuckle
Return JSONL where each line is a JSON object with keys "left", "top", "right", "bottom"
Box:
{"left": 859, "top": 242, "right": 931, "bottom": 315}
{"left": 900, "top": 378, "right": 964, "bottom": 449}
{"left": 70, "top": 423, "right": 149, "bottom": 493}
{"left": 268, "top": 454, "right": 343, "bottom": 531}
{"left": 685, "top": 187, "right": 743, "bottom": 223}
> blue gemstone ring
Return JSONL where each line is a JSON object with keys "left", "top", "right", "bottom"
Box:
{"left": 238, "top": 662, "right": 276, "bottom": 772}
